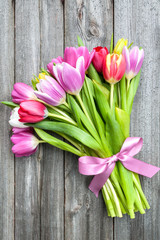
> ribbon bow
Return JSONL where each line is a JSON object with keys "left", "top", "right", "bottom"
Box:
{"left": 78, "top": 137, "right": 160, "bottom": 197}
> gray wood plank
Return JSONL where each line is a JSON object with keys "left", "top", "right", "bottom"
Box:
{"left": 40, "top": 0, "right": 64, "bottom": 239}
{"left": 64, "top": 1, "right": 114, "bottom": 239}
{"left": 114, "top": 0, "right": 160, "bottom": 239}
{"left": 0, "top": 1, "right": 14, "bottom": 240}
{"left": 14, "top": 0, "right": 41, "bottom": 239}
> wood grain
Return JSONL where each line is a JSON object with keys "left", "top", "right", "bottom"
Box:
{"left": 40, "top": 0, "right": 64, "bottom": 239}
{"left": 64, "top": 1, "right": 114, "bottom": 239}
{"left": 1, "top": 0, "right": 160, "bottom": 239}
{"left": 14, "top": 0, "right": 41, "bottom": 239}
{"left": 0, "top": 1, "right": 14, "bottom": 240}
{"left": 114, "top": 0, "right": 160, "bottom": 239}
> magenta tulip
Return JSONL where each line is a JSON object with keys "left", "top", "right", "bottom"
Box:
{"left": 63, "top": 46, "right": 94, "bottom": 70}
{"left": 122, "top": 46, "right": 144, "bottom": 80}
{"left": 52, "top": 56, "right": 85, "bottom": 95}
{"left": 12, "top": 83, "right": 37, "bottom": 103}
{"left": 47, "top": 56, "right": 63, "bottom": 76}
{"left": 18, "top": 100, "right": 48, "bottom": 123}
{"left": 34, "top": 75, "right": 66, "bottom": 106}
{"left": 11, "top": 130, "right": 39, "bottom": 157}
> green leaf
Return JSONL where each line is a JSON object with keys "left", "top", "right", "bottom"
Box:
{"left": 106, "top": 114, "right": 125, "bottom": 154}
{"left": 34, "top": 128, "right": 84, "bottom": 156}
{"left": 31, "top": 77, "right": 38, "bottom": 90}
{"left": 77, "top": 35, "right": 85, "bottom": 47}
{"left": 110, "top": 33, "right": 114, "bottom": 53}
{"left": 127, "top": 71, "right": 141, "bottom": 115}
{"left": 1, "top": 101, "right": 19, "bottom": 109}
{"left": 93, "top": 80, "right": 111, "bottom": 121}
{"left": 115, "top": 107, "right": 130, "bottom": 138}
{"left": 28, "top": 121, "right": 101, "bottom": 151}
{"left": 87, "top": 63, "right": 102, "bottom": 84}
{"left": 119, "top": 75, "right": 127, "bottom": 111}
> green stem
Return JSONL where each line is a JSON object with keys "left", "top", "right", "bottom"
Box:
{"left": 76, "top": 93, "right": 94, "bottom": 127}
{"left": 127, "top": 79, "right": 130, "bottom": 91}
{"left": 106, "top": 180, "right": 123, "bottom": 217}
{"left": 102, "top": 185, "right": 116, "bottom": 217}
{"left": 132, "top": 173, "right": 150, "bottom": 209}
{"left": 39, "top": 140, "right": 45, "bottom": 143}
{"left": 48, "top": 112, "right": 77, "bottom": 126}
{"left": 110, "top": 84, "right": 114, "bottom": 110}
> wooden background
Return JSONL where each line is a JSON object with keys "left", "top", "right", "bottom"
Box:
{"left": 0, "top": 0, "right": 160, "bottom": 239}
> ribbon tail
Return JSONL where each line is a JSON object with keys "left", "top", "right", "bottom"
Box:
{"left": 122, "top": 157, "right": 160, "bottom": 178}
{"left": 89, "top": 163, "right": 115, "bottom": 197}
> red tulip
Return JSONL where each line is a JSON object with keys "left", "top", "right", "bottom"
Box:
{"left": 103, "top": 53, "right": 126, "bottom": 84}
{"left": 92, "top": 46, "right": 108, "bottom": 72}
{"left": 18, "top": 100, "right": 48, "bottom": 123}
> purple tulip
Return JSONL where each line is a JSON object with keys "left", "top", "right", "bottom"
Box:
{"left": 11, "top": 130, "right": 39, "bottom": 157}
{"left": 63, "top": 46, "right": 95, "bottom": 70}
{"left": 12, "top": 82, "right": 37, "bottom": 104}
{"left": 47, "top": 56, "right": 63, "bottom": 76}
{"left": 52, "top": 56, "right": 85, "bottom": 95}
{"left": 122, "top": 46, "right": 144, "bottom": 80}
{"left": 12, "top": 127, "right": 33, "bottom": 134}
{"left": 34, "top": 76, "right": 66, "bottom": 106}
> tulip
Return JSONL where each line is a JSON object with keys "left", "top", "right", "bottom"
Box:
{"left": 103, "top": 53, "right": 126, "bottom": 84}
{"left": 122, "top": 46, "right": 144, "bottom": 81}
{"left": 12, "top": 83, "right": 37, "bottom": 104}
{"left": 18, "top": 100, "right": 48, "bottom": 123}
{"left": 63, "top": 46, "right": 94, "bottom": 70}
{"left": 9, "top": 107, "right": 28, "bottom": 128}
{"left": 34, "top": 75, "right": 66, "bottom": 106}
{"left": 114, "top": 38, "right": 128, "bottom": 55}
{"left": 92, "top": 46, "right": 109, "bottom": 72}
{"left": 52, "top": 56, "right": 85, "bottom": 95}
{"left": 11, "top": 131, "right": 39, "bottom": 157}
{"left": 47, "top": 56, "right": 63, "bottom": 76}
{"left": 12, "top": 127, "right": 33, "bottom": 134}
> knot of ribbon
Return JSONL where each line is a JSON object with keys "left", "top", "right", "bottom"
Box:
{"left": 78, "top": 137, "right": 160, "bottom": 197}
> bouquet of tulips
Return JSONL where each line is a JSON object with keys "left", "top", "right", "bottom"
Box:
{"left": 2, "top": 35, "right": 159, "bottom": 219}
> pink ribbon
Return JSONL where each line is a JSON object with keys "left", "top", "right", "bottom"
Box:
{"left": 78, "top": 137, "right": 160, "bottom": 197}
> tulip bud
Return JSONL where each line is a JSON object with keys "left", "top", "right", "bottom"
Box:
{"left": 11, "top": 129, "right": 39, "bottom": 157}
{"left": 52, "top": 56, "right": 85, "bottom": 95}
{"left": 18, "top": 100, "right": 48, "bottom": 123}
{"left": 12, "top": 83, "right": 37, "bottom": 104}
{"left": 9, "top": 107, "right": 29, "bottom": 128}
{"left": 92, "top": 46, "right": 109, "bottom": 72}
{"left": 114, "top": 38, "right": 128, "bottom": 55}
{"left": 34, "top": 76, "right": 66, "bottom": 106}
{"left": 103, "top": 53, "right": 126, "bottom": 84}
{"left": 122, "top": 46, "right": 144, "bottom": 80}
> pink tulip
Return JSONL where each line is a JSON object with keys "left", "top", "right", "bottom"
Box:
{"left": 11, "top": 130, "right": 39, "bottom": 157}
{"left": 122, "top": 46, "right": 144, "bottom": 80}
{"left": 12, "top": 83, "right": 36, "bottom": 103}
{"left": 92, "top": 46, "right": 109, "bottom": 72}
{"left": 63, "top": 46, "right": 94, "bottom": 70}
{"left": 12, "top": 127, "right": 33, "bottom": 134}
{"left": 47, "top": 56, "right": 63, "bottom": 76}
{"left": 18, "top": 100, "right": 48, "bottom": 123}
{"left": 34, "top": 76, "right": 66, "bottom": 106}
{"left": 47, "top": 47, "right": 94, "bottom": 76}
{"left": 52, "top": 56, "right": 85, "bottom": 95}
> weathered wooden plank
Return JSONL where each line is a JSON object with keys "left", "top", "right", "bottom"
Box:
{"left": 64, "top": 1, "right": 113, "bottom": 239}
{"left": 0, "top": 1, "right": 14, "bottom": 240}
{"left": 40, "top": 0, "right": 64, "bottom": 239}
{"left": 114, "top": 0, "right": 160, "bottom": 239}
{"left": 14, "top": 0, "right": 41, "bottom": 239}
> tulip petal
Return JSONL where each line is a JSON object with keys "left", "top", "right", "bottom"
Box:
{"left": 129, "top": 46, "right": 139, "bottom": 72}
{"left": 76, "top": 56, "right": 85, "bottom": 80}
{"left": 62, "top": 63, "right": 83, "bottom": 94}
{"left": 19, "top": 101, "right": 46, "bottom": 117}
{"left": 122, "top": 46, "right": 130, "bottom": 73}
{"left": 135, "top": 49, "right": 144, "bottom": 74}
{"left": 63, "top": 47, "right": 78, "bottom": 68}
